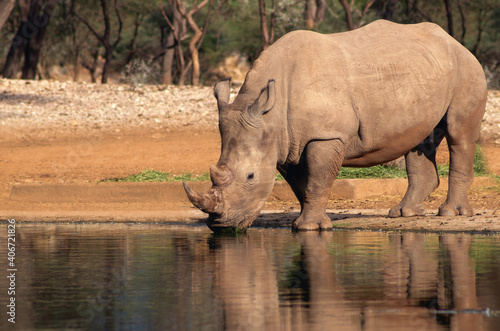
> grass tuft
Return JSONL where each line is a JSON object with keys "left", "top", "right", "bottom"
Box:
{"left": 473, "top": 145, "right": 489, "bottom": 176}
{"left": 104, "top": 146, "right": 490, "bottom": 182}
{"left": 104, "top": 169, "right": 210, "bottom": 182}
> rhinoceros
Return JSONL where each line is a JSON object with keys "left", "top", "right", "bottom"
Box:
{"left": 183, "top": 20, "right": 487, "bottom": 232}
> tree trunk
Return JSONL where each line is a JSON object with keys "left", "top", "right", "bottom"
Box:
{"left": 305, "top": 0, "right": 325, "bottom": 29}
{"left": 3, "top": 30, "right": 26, "bottom": 78}
{"left": 338, "top": 0, "right": 355, "bottom": 30}
{"left": 72, "top": 0, "right": 122, "bottom": 84}
{"left": 258, "top": 0, "right": 271, "bottom": 49}
{"left": 22, "top": 0, "right": 57, "bottom": 80}
{"left": 472, "top": 9, "right": 484, "bottom": 56}
{"left": 101, "top": 46, "right": 112, "bottom": 84}
{"left": 173, "top": 0, "right": 186, "bottom": 85}
{"left": 161, "top": 30, "right": 175, "bottom": 85}
{"left": 73, "top": 45, "right": 80, "bottom": 81}
{"left": 184, "top": 7, "right": 207, "bottom": 86}
{"left": 125, "top": 13, "right": 141, "bottom": 65}
{"left": 305, "top": 0, "right": 315, "bottom": 29}
{"left": 0, "top": 0, "right": 16, "bottom": 33}
{"left": 175, "top": 0, "right": 210, "bottom": 86}
{"left": 316, "top": 0, "right": 326, "bottom": 24}
{"left": 177, "top": 42, "right": 186, "bottom": 85}
{"left": 2, "top": 0, "right": 31, "bottom": 78}
{"left": 456, "top": 0, "right": 466, "bottom": 45}
{"left": 443, "top": 0, "right": 454, "bottom": 37}
{"left": 82, "top": 49, "right": 99, "bottom": 83}
{"left": 382, "top": 0, "right": 398, "bottom": 20}
{"left": 159, "top": 0, "right": 183, "bottom": 85}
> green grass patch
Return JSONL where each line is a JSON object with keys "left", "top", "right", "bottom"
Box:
{"left": 332, "top": 223, "right": 350, "bottom": 228}
{"left": 104, "top": 145, "right": 490, "bottom": 182}
{"left": 473, "top": 145, "right": 489, "bottom": 176}
{"left": 337, "top": 165, "right": 407, "bottom": 179}
{"left": 104, "top": 169, "right": 210, "bottom": 182}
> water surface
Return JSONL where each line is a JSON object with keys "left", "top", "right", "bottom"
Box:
{"left": 1, "top": 223, "right": 499, "bottom": 330}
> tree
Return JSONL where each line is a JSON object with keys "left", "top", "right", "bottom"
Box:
{"left": 380, "top": 0, "right": 397, "bottom": 21}
{"left": 304, "top": 0, "right": 325, "bottom": 29}
{"left": 444, "top": 0, "right": 454, "bottom": 37}
{"left": 456, "top": 0, "right": 467, "bottom": 44}
{"left": 472, "top": 6, "right": 487, "bottom": 56}
{"left": 0, "top": 0, "right": 16, "bottom": 33}
{"left": 3, "top": 0, "right": 56, "bottom": 79}
{"left": 22, "top": 0, "right": 57, "bottom": 79}
{"left": 3, "top": 0, "right": 30, "bottom": 78}
{"left": 175, "top": 0, "right": 212, "bottom": 86}
{"left": 71, "top": 0, "right": 123, "bottom": 83}
{"left": 157, "top": 0, "right": 185, "bottom": 85}
{"left": 337, "top": 0, "right": 375, "bottom": 30}
{"left": 258, "top": 0, "right": 275, "bottom": 50}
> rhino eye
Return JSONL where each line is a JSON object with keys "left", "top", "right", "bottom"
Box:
{"left": 247, "top": 173, "right": 255, "bottom": 181}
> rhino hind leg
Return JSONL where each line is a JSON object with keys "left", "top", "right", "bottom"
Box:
{"left": 437, "top": 79, "right": 486, "bottom": 217}
{"left": 389, "top": 126, "right": 445, "bottom": 218}
{"left": 438, "top": 141, "right": 475, "bottom": 216}
{"left": 285, "top": 139, "right": 345, "bottom": 231}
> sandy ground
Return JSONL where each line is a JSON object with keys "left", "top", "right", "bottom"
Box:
{"left": 1, "top": 126, "right": 499, "bottom": 231}
{"left": 0, "top": 80, "right": 499, "bottom": 231}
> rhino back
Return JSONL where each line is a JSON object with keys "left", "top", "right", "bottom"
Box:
{"left": 239, "top": 20, "right": 485, "bottom": 166}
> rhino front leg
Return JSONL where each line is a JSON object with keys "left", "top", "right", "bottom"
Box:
{"left": 288, "top": 139, "right": 345, "bottom": 231}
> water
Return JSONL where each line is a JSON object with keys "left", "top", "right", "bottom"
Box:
{"left": 1, "top": 223, "right": 500, "bottom": 330}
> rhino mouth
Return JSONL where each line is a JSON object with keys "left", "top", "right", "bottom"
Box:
{"left": 206, "top": 213, "right": 253, "bottom": 233}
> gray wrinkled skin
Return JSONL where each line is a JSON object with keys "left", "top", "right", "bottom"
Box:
{"left": 184, "top": 20, "right": 487, "bottom": 232}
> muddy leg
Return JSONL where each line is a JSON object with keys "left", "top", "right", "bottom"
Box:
{"left": 389, "top": 128, "right": 445, "bottom": 217}
{"left": 438, "top": 86, "right": 486, "bottom": 216}
{"left": 438, "top": 141, "right": 475, "bottom": 216}
{"left": 291, "top": 139, "right": 345, "bottom": 231}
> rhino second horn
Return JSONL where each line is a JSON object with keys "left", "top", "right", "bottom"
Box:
{"left": 210, "top": 165, "right": 231, "bottom": 186}
{"left": 183, "top": 182, "right": 222, "bottom": 214}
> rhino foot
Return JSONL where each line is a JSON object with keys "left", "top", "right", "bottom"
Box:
{"left": 388, "top": 204, "right": 426, "bottom": 218}
{"left": 292, "top": 213, "right": 332, "bottom": 231}
{"left": 438, "top": 202, "right": 473, "bottom": 217}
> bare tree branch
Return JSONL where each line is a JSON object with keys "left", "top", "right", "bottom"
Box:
{"left": 456, "top": 0, "right": 466, "bottom": 44}
{"left": 175, "top": 0, "right": 210, "bottom": 85}
{"left": 409, "top": 0, "right": 434, "bottom": 23}
{"left": 258, "top": 0, "right": 275, "bottom": 49}
{"left": 338, "top": 0, "right": 354, "bottom": 30}
{"left": 112, "top": 0, "right": 123, "bottom": 47}
{"left": 71, "top": 0, "right": 123, "bottom": 83}
{"left": 71, "top": 6, "right": 106, "bottom": 45}
{"left": 158, "top": 0, "right": 175, "bottom": 31}
{"left": 444, "top": 0, "right": 454, "bottom": 37}
{"left": 0, "top": 0, "right": 16, "bottom": 33}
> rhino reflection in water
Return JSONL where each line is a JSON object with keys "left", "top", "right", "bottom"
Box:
{"left": 210, "top": 232, "right": 486, "bottom": 330}
{"left": 183, "top": 20, "right": 487, "bottom": 231}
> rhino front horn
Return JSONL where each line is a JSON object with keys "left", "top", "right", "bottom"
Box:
{"left": 183, "top": 182, "right": 223, "bottom": 215}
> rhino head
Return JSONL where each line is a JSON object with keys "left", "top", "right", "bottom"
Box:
{"left": 183, "top": 78, "right": 278, "bottom": 232}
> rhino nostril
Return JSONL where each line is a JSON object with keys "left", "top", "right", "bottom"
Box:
{"left": 247, "top": 173, "right": 254, "bottom": 181}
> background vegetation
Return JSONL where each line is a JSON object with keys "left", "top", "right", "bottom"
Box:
{"left": 0, "top": 0, "right": 499, "bottom": 87}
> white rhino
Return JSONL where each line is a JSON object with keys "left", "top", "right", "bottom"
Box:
{"left": 184, "top": 20, "right": 487, "bottom": 231}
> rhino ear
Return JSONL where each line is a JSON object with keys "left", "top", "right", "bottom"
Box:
{"left": 249, "top": 79, "right": 276, "bottom": 117}
{"left": 214, "top": 78, "right": 231, "bottom": 108}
